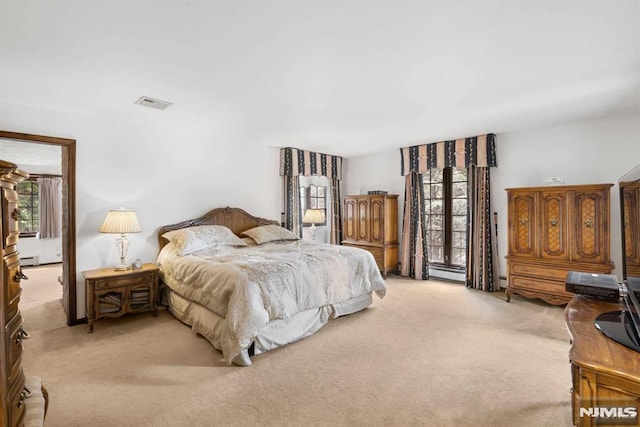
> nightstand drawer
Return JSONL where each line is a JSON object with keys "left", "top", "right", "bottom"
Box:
{"left": 95, "top": 273, "right": 154, "bottom": 290}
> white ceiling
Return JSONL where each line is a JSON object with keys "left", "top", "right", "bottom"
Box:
{"left": 1, "top": 0, "right": 639, "bottom": 157}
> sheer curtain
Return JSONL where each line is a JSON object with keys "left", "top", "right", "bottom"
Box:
{"left": 38, "top": 177, "right": 62, "bottom": 238}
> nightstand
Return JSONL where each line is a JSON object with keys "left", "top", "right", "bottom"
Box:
{"left": 83, "top": 263, "right": 159, "bottom": 333}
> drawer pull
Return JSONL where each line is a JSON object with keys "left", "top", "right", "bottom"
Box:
{"left": 550, "top": 218, "right": 558, "bottom": 227}
{"left": 17, "top": 387, "right": 32, "bottom": 408}
{"left": 15, "top": 329, "right": 30, "bottom": 345}
{"left": 585, "top": 218, "right": 593, "bottom": 228}
{"left": 520, "top": 218, "right": 528, "bottom": 225}
{"left": 14, "top": 270, "right": 29, "bottom": 282}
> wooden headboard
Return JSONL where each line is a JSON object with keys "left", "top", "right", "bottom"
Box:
{"left": 157, "top": 207, "right": 279, "bottom": 250}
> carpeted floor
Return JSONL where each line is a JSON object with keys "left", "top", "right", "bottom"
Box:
{"left": 20, "top": 273, "right": 573, "bottom": 427}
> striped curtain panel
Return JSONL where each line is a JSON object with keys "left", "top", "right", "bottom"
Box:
{"left": 466, "top": 166, "right": 498, "bottom": 291}
{"left": 330, "top": 177, "right": 342, "bottom": 244}
{"left": 280, "top": 147, "right": 343, "bottom": 243}
{"left": 400, "top": 172, "right": 429, "bottom": 279}
{"left": 283, "top": 175, "right": 303, "bottom": 237}
{"left": 38, "top": 177, "right": 62, "bottom": 239}
{"left": 400, "top": 134, "right": 497, "bottom": 283}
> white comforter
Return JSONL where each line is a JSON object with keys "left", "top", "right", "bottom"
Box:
{"left": 158, "top": 240, "right": 386, "bottom": 363}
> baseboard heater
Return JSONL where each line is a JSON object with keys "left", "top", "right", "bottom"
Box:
{"left": 20, "top": 256, "right": 40, "bottom": 267}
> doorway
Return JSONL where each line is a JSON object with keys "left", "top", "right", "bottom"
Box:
{"left": 0, "top": 130, "right": 78, "bottom": 326}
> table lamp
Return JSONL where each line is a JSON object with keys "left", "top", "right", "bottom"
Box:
{"left": 100, "top": 207, "right": 142, "bottom": 270}
{"left": 303, "top": 208, "right": 324, "bottom": 240}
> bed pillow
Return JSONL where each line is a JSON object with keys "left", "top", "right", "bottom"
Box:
{"left": 162, "top": 225, "right": 247, "bottom": 255}
{"left": 241, "top": 224, "right": 300, "bottom": 244}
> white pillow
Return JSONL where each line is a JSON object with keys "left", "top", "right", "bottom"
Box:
{"left": 162, "top": 225, "right": 247, "bottom": 255}
{"left": 241, "top": 224, "right": 300, "bottom": 244}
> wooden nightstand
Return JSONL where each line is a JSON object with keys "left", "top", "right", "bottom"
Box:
{"left": 83, "top": 263, "right": 159, "bottom": 333}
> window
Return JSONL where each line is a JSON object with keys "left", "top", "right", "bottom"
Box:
{"left": 300, "top": 184, "right": 327, "bottom": 226}
{"left": 17, "top": 179, "right": 39, "bottom": 237}
{"left": 423, "top": 167, "right": 468, "bottom": 269}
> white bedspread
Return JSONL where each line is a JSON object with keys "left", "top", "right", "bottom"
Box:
{"left": 158, "top": 240, "right": 386, "bottom": 363}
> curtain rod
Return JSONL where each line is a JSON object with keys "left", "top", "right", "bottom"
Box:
{"left": 28, "top": 173, "right": 62, "bottom": 178}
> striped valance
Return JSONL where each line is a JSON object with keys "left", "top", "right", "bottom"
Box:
{"left": 279, "top": 147, "right": 343, "bottom": 180}
{"left": 400, "top": 134, "right": 497, "bottom": 176}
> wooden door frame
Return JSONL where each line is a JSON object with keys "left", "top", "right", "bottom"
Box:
{"left": 0, "top": 130, "right": 78, "bottom": 326}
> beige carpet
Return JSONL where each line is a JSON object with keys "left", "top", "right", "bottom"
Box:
{"left": 20, "top": 274, "right": 572, "bottom": 427}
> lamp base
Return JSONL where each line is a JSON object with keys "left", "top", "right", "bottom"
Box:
{"left": 114, "top": 264, "right": 131, "bottom": 271}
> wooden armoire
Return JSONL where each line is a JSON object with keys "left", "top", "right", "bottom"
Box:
{"left": 1, "top": 160, "right": 44, "bottom": 426}
{"left": 505, "top": 183, "right": 614, "bottom": 305}
{"left": 342, "top": 194, "right": 398, "bottom": 278}
{"left": 622, "top": 181, "right": 640, "bottom": 279}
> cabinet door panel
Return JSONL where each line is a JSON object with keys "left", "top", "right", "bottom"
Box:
{"left": 127, "top": 284, "right": 153, "bottom": 312}
{"left": 509, "top": 191, "right": 537, "bottom": 257}
{"left": 370, "top": 197, "right": 384, "bottom": 244}
{"left": 343, "top": 198, "right": 357, "bottom": 241}
{"left": 623, "top": 185, "right": 640, "bottom": 275}
{"left": 357, "top": 198, "right": 370, "bottom": 242}
{"left": 540, "top": 191, "right": 568, "bottom": 260}
{"left": 573, "top": 189, "right": 608, "bottom": 263}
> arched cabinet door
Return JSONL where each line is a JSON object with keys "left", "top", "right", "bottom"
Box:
{"left": 508, "top": 191, "right": 537, "bottom": 257}
{"left": 572, "top": 188, "right": 609, "bottom": 264}
{"left": 540, "top": 191, "right": 569, "bottom": 261}
{"left": 343, "top": 198, "right": 357, "bottom": 241}
{"left": 370, "top": 197, "right": 385, "bottom": 244}
{"left": 357, "top": 198, "right": 370, "bottom": 242}
{"left": 622, "top": 183, "right": 640, "bottom": 277}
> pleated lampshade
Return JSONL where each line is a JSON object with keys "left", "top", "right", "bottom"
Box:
{"left": 100, "top": 208, "right": 142, "bottom": 234}
{"left": 303, "top": 209, "right": 324, "bottom": 224}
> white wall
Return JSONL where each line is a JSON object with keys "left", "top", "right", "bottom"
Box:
{"left": 345, "top": 112, "right": 640, "bottom": 281}
{"left": 1, "top": 101, "right": 283, "bottom": 319}
{"left": 17, "top": 237, "right": 62, "bottom": 265}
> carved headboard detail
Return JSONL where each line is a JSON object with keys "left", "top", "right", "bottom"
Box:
{"left": 157, "top": 207, "right": 279, "bottom": 250}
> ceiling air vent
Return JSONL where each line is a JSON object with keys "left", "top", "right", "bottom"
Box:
{"left": 135, "top": 96, "right": 173, "bottom": 110}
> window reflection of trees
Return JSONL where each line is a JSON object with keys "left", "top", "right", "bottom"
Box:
{"left": 423, "top": 167, "right": 467, "bottom": 268}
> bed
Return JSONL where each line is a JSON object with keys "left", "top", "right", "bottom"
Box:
{"left": 156, "top": 207, "right": 386, "bottom": 365}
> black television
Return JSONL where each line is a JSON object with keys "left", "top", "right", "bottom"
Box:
{"left": 593, "top": 163, "right": 640, "bottom": 352}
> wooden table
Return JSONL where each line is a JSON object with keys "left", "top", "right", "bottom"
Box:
{"left": 83, "top": 263, "right": 159, "bottom": 333}
{"left": 565, "top": 295, "right": 640, "bottom": 426}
